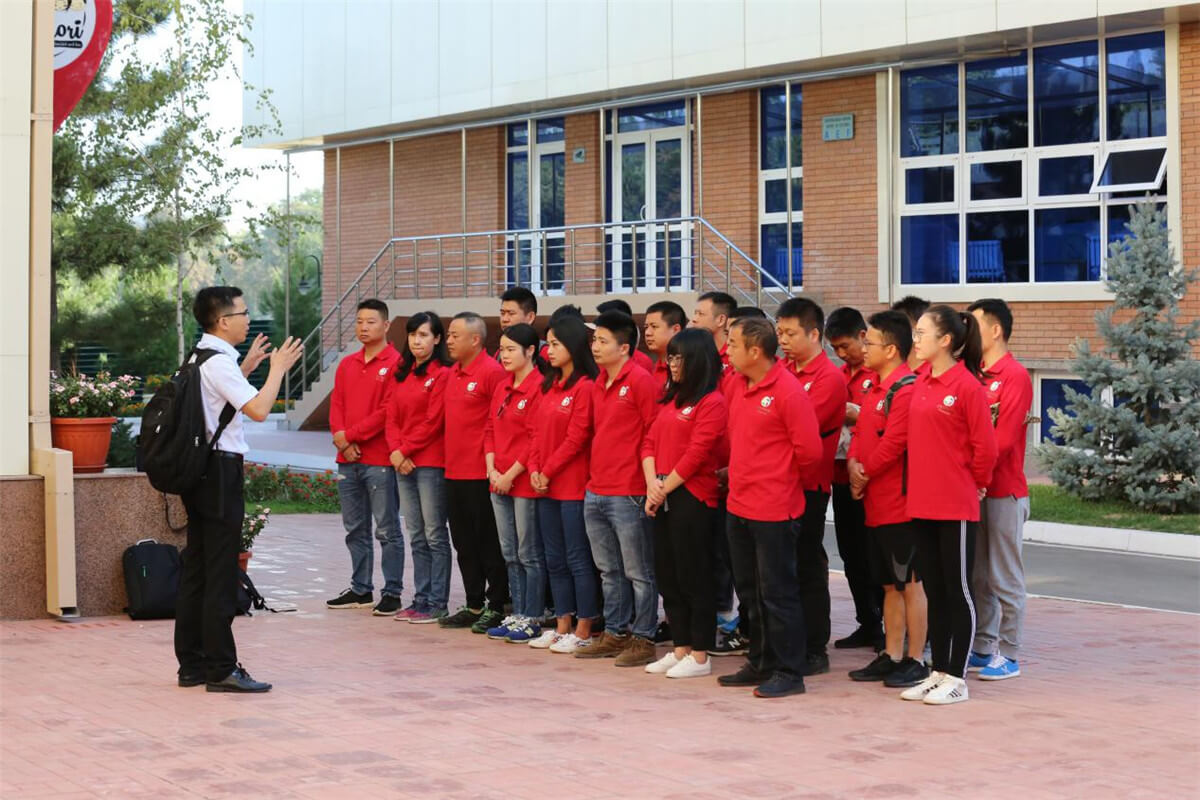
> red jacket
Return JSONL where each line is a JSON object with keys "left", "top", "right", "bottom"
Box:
{"left": 484, "top": 371, "right": 542, "bottom": 498}
{"left": 641, "top": 391, "right": 728, "bottom": 508}
{"left": 441, "top": 352, "right": 507, "bottom": 480}
{"left": 528, "top": 375, "right": 594, "bottom": 501}
{"left": 906, "top": 361, "right": 998, "bottom": 522}
{"left": 982, "top": 353, "right": 1033, "bottom": 499}
{"left": 385, "top": 361, "right": 448, "bottom": 468}
{"left": 790, "top": 351, "right": 848, "bottom": 494}
{"left": 835, "top": 362, "right": 879, "bottom": 484}
{"left": 329, "top": 344, "right": 401, "bottom": 466}
{"left": 847, "top": 365, "right": 915, "bottom": 528}
{"left": 726, "top": 360, "right": 823, "bottom": 522}
{"left": 587, "top": 360, "right": 659, "bottom": 496}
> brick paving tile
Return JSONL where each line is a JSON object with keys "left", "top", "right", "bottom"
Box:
{"left": 2, "top": 512, "right": 1198, "bottom": 799}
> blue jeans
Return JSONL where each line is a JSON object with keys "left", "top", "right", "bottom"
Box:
{"left": 537, "top": 498, "right": 599, "bottom": 620}
{"left": 396, "top": 467, "right": 450, "bottom": 612}
{"left": 583, "top": 491, "right": 657, "bottom": 639}
{"left": 338, "top": 463, "right": 402, "bottom": 597}
{"left": 490, "top": 494, "right": 545, "bottom": 618}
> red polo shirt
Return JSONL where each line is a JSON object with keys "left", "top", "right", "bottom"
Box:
{"left": 906, "top": 361, "right": 998, "bottom": 522}
{"left": 726, "top": 360, "right": 823, "bottom": 522}
{"left": 718, "top": 342, "right": 731, "bottom": 372}
{"left": 587, "top": 360, "right": 659, "bottom": 496}
{"left": 982, "top": 352, "right": 1033, "bottom": 499}
{"left": 441, "top": 352, "right": 507, "bottom": 480}
{"left": 790, "top": 351, "right": 848, "bottom": 494}
{"left": 385, "top": 361, "right": 448, "bottom": 468}
{"left": 651, "top": 355, "right": 671, "bottom": 400}
{"left": 484, "top": 371, "right": 542, "bottom": 498}
{"left": 329, "top": 344, "right": 400, "bottom": 467}
{"left": 847, "top": 365, "right": 914, "bottom": 528}
{"left": 632, "top": 348, "right": 655, "bottom": 375}
{"left": 835, "top": 362, "right": 879, "bottom": 484}
{"left": 640, "top": 391, "right": 728, "bottom": 508}
{"left": 528, "top": 375, "right": 594, "bottom": 501}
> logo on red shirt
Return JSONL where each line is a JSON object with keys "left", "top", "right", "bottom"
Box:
{"left": 517, "top": 399, "right": 528, "bottom": 410}
{"left": 618, "top": 385, "right": 629, "bottom": 397}
{"left": 467, "top": 381, "right": 478, "bottom": 392}
{"left": 990, "top": 380, "right": 1002, "bottom": 392}
{"left": 761, "top": 396, "right": 774, "bottom": 408}
{"left": 560, "top": 397, "right": 572, "bottom": 407}
{"left": 424, "top": 378, "right": 435, "bottom": 389}
{"left": 943, "top": 395, "right": 957, "bottom": 407}
{"left": 861, "top": 378, "right": 872, "bottom": 391}
{"left": 681, "top": 406, "right": 694, "bottom": 416}
{"left": 803, "top": 381, "right": 813, "bottom": 391}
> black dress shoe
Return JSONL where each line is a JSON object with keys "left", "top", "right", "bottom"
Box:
{"left": 206, "top": 665, "right": 272, "bottom": 693}
{"left": 177, "top": 672, "right": 205, "bottom": 688}
{"left": 848, "top": 653, "right": 897, "bottom": 682}
{"left": 835, "top": 626, "right": 885, "bottom": 649}
{"left": 754, "top": 672, "right": 806, "bottom": 698}
{"left": 717, "top": 662, "right": 767, "bottom": 687}
{"left": 804, "top": 651, "right": 830, "bottom": 676}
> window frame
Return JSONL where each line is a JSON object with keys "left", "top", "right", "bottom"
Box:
{"left": 1089, "top": 141, "right": 1168, "bottom": 193}
{"left": 757, "top": 83, "right": 803, "bottom": 290}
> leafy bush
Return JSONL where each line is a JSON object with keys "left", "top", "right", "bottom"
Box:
{"left": 244, "top": 463, "right": 339, "bottom": 512}
{"left": 107, "top": 419, "right": 137, "bottom": 468}
{"left": 50, "top": 371, "right": 139, "bottom": 417}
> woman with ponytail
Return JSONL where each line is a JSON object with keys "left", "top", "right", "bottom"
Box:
{"left": 900, "top": 305, "right": 997, "bottom": 706}
{"left": 483, "top": 322, "right": 548, "bottom": 643}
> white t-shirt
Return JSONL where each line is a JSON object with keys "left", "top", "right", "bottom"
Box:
{"left": 195, "top": 333, "right": 258, "bottom": 454}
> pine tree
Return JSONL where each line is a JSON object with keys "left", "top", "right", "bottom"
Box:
{"left": 1037, "top": 201, "right": 1200, "bottom": 513}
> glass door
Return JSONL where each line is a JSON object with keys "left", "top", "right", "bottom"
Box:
{"left": 507, "top": 119, "right": 565, "bottom": 293}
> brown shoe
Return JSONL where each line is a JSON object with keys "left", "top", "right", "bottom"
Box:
{"left": 574, "top": 631, "right": 629, "bottom": 659}
{"left": 614, "top": 636, "right": 656, "bottom": 667}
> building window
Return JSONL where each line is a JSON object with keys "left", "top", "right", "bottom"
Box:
{"left": 759, "top": 84, "right": 802, "bottom": 287}
{"left": 1037, "top": 375, "right": 1092, "bottom": 444}
{"left": 505, "top": 118, "right": 565, "bottom": 291}
{"left": 897, "top": 31, "right": 1168, "bottom": 289}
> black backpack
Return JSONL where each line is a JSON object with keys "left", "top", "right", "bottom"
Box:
{"left": 137, "top": 348, "right": 235, "bottom": 495}
{"left": 236, "top": 569, "right": 295, "bottom": 616}
{"left": 122, "top": 539, "right": 181, "bottom": 620}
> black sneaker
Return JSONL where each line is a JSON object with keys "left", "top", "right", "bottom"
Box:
{"left": 717, "top": 662, "right": 767, "bottom": 687}
{"left": 471, "top": 608, "right": 505, "bottom": 634}
{"left": 883, "top": 656, "right": 931, "bottom": 688}
{"left": 372, "top": 595, "right": 403, "bottom": 616}
{"left": 326, "top": 589, "right": 374, "bottom": 609}
{"left": 804, "top": 651, "right": 830, "bottom": 676}
{"left": 753, "top": 672, "right": 806, "bottom": 698}
{"left": 653, "top": 620, "right": 673, "bottom": 644}
{"left": 708, "top": 627, "right": 750, "bottom": 657}
{"left": 834, "top": 626, "right": 885, "bottom": 649}
{"left": 849, "top": 653, "right": 898, "bottom": 682}
{"left": 206, "top": 665, "right": 271, "bottom": 693}
{"left": 438, "top": 606, "right": 483, "bottom": 628}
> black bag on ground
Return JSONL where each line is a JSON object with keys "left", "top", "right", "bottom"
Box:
{"left": 123, "top": 539, "right": 181, "bottom": 620}
{"left": 236, "top": 570, "right": 295, "bottom": 616}
{"left": 137, "top": 348, "right": 234, "bottom": 495}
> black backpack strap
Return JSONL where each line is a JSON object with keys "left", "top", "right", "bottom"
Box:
{"left": 241, "top": 570, "right": 296, "bottom": 614}
{"left": 820, "top": 427, "right": 841, "bottom": 439}
{"left": 883, "top": 374, "right": 917, "bottom": 416}
{"left": 210, "top": 402, "right": 236, "bottom": 450}
{"left": 163, "top": 492, "right": 188, "bottom": 533}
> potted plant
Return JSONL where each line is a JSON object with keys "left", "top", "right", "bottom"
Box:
{"left": 49, "top": 371, "right": 139, "bottom": 473}
{"left": 240, "top": 504, "right": 271, "bottom": 571}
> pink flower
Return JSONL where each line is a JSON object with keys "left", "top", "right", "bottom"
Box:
{"left": 69, "top": 396, "right": 79, "bottom": 404}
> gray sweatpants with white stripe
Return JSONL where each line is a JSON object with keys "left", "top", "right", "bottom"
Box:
{"left": 972, "top": 495, "right": 1030, "bottom": 660}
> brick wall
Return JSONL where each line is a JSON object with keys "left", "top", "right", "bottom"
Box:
{"left": 1179, "top": 20, "right": 1200, "bottom": 357}
{"left": 565, "top": 112, "right": 604, "bottom": 293}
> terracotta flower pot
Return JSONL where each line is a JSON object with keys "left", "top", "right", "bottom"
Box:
{"left": 238, "top": 551, "right": 252, "bottom": 573}
{"left": 50, "top": 416, "right": 117, "bottom": 474}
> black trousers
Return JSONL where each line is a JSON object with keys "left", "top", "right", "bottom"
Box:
{"left": 913, "top": 519, "right": 978, "bottom": 678}
{"left": 446, "top": 479, "right": 509, "bottom": 611}
{"left": 727, "top": 514, "right": 807, "bottom": 679}
{"left": 174, "top": 452, "right": 243, "bottom": 682}
{"left": 832, "top": 482, "right": 883, "bottom": 634}
{"left": 711, "top": 502, "right": 737, "bottom": 615}
{"left": 654, "top": 488, "right": 717, "bottom": 652}
{"left": 797, "top": 490, "right": 832, "bottom": 656}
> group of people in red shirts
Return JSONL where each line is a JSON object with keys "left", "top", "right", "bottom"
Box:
{"left": 325, "top": 286, "right": 1033, "bottom": 703}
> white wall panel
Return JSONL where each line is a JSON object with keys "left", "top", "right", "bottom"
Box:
{"left": 390, "top": 0, "right": 440, "bottom": 124}
{"left": 260, "top": 0, "right": 305, "bottom": 143}
{"left": 997, "top": 0, "right": 1097, "bottom": 29}
{"left": 241, "top": 0, "right": 266, "bottom": 134}
{"left": 439, "top": 0, "right": 492, "bottom": 115}
{"left": 607, "top": 0, "right": 673, "bottom": 89}
{"left": 302, "top": 0, "right": 345, "bottom": 138}
{"left": 906, "top": 0, "right": 997, "bottom": 44}
{"left": 344, "top": 0, "right": 393, "bottom": 133}
{"left": 546, "top": 0, "right": 608, "bottom": 98}
{"left": 492, "top": 0, "right": 547, "bottom": 107}
{"left": 673, "top": 0, "right": 745, "bottom": 77}
{"left": 745, "top": 0, "right": 821, "bottom": 68}
{"left": 821, "top": 0, "right": 907, "bottom": 56}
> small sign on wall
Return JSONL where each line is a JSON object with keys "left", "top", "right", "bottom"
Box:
{"left": 572, "top": 147, "right": 586, "bottom": 163}
{"left": 822, "top": 113, "right": 854, "bottom": 142}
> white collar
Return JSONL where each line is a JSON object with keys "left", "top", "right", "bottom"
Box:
{"left": 196, "top": 332, "right": 241, "bottom": 361}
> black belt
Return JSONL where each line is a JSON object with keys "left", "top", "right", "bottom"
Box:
{"left": 214, "top": 450, "right": 244, "bottom": 462}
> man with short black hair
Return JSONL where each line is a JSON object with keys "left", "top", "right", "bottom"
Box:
{"left": 500, "top": 287, "right": 538, "bottom": 330}
{"left": 326, "top": 299, "right": 404, "bottom": 615}
{"left": 891, "top": 295, "right": 930, "bottom": 372}
{"left": 597, "top": 299, "right": 654, "bottom": 374}
{"left": 644, "top": 300, "right": 685, "bottom": 396}
{"left": 175, "top": 287, "right": 302, "bottom": 693}
{"left": 690, "top": 291, "right": 737, "bottom": 371}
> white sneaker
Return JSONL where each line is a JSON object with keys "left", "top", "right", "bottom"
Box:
{"left": 549, "top": 633, "right": 587, "bottom": 654}
{"left": 900, "top": 670, "right": 944, "bottom": 701}
{"left": 923, "top": 674, "right": 969, "bottom": 705}
{"left": 645, "top": 652, "right": 680, "bottom": 674}
{"left": 528, "top": 629, "right": 560, "bottom": 649}
{"left": 666, "top": 653, "right": 712, "bottom": 679}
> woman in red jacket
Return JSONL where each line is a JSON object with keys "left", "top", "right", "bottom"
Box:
{"left": 527, "top": 314, "right": 601, "bottom": 653}
{"left": 901, "top": 305, "right": 998, "bottom": 706}
{"left": 641, "top": 328, "right": 729, "bottom": 679}
{"left": 385, "top": 311, "right": 453, "bottom": 623}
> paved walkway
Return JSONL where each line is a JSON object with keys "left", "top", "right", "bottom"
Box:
{"left": 2, "top": 514, "right": 1198, "bottom": 799}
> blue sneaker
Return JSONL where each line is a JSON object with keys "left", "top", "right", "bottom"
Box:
{"left": 979, "top": 655, "right": 1020, "bottom": 681}
{"left": 486, "top": 614, "right": 521, "bottom": 640}
{"left": 504, "top": 619, "right": 542, "bottom": 643}
{"left": 966, "top": 651, "right": 992, "bottom": 672}
{"left": 717, "top": 613, "right": 739, "bottom": 635}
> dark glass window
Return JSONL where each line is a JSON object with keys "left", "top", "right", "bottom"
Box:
{"left": 1094, "top": 148, "right": 1166, "bottom": 191}
{"left": 966, "top": 210, "right": 1029, "bottom": 283}
{"left": 901, "top": 215, "right": 959, "bottom": 284}
{"left": 905, "top": 166, "right": 955, "bottom": 204}
{"left": 1107, "top": 32, "right": 1166, "bottom": 140}
{"left": 970, "top": 161, "right": 1022, "bottom": 201}
{"left": 966, "top": 53, "right": 1028, "bottom": 151}
{"left": 760, "top": 222, "right": 803, "bottom": 285}
{"left": 1107, "top": 201, "right": 1166, "bottom": 247}
{"left": 764, "top": 178, "right": 803, "bottom": 213}
{"left": 536, "top": 117, "right": 565, "bottom": 143}
{"left": 1039, "top": 154, "right": 1094, "bottom": 196}
{"left": 1034, "top": 41, "right": 1100, "bottom": 146}
{"left": 507, "top": 152, "right": 528, "bottom": 229}
{"left": 901, "top": 65, "right": 959, "bottom": 157}
{"left": 1035, "top": 206, "right": 1101, "bottom": 281}
{"left": 540, "top": 153, "right": 564, "bottom": 228}
{"left": 507, "top": 123, "right": 528, "bottom": 147}
{"left": 1040, "top": 378, "right": 1091, "bottom": 444}
{"left": 617, "top": 100, "right": 686, "bottom": 132}
{"left": 760, "top": 85, "right": 803, "bottom": 169}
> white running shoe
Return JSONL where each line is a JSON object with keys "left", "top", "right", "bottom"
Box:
{"left": 666, "top": 653, "right": 712, "bottom": 679}
{"left": 549, "top": 633, "right": 588, "bottom": 654}
{"left": 645, "top": 652, "right": 680, "bottom": 674}
{"left": 528, "top": 629, "right": 560, "bottom": 649}
{"left": 923, "top": 674, "right": 969, "bottom": 705}
{"left": 900, "top": 670, "right": 945, "bottom": 701}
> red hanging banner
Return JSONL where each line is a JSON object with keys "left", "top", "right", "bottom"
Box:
{"left": 53, "top": 0, "right": 113, "bottom": 132}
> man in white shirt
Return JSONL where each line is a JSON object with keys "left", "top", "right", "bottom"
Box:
{"left": 175, "top": 287, "right": 302, "bottom": 694}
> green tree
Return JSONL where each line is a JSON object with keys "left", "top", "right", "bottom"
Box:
{"left": 1037, "top": 201, "right": 1200, "bottom": 513}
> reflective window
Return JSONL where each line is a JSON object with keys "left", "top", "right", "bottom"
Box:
{"left": 1039, "top": 154, "right": 1094, "bottom": 196}
{"left": 764, "top": 178, "right": 803, "bottom": 214}
{"left": 537, "top": 118, "right": 565, "bottom": 143}
{"left": 655, "top": 140, "right": 682, "bottom": 218}
{"left": 967, "top": 211, "right": 1028, "bottom": 283}
{"left": 507, "top": 152, "right": 528, "bottom": 229}
{"left": 1040, "top": 378, "right": 1091, "bottom": 444}
{"left": 540, "top": 153, "right": 564, "bottom": 228}
{"left": 507, "top": 123, "right": 528, "bottom": 147}
{"left": 905, "top": 166, "right": 955, "bottom": 204}
{"left": 1093, "top": 147, "right": 1166, "bottom": 192}
{"left": 1034, "top": 41, "right": 1100, "bottom": 146}
{"left": 970, "top": 161, "right": 1022, "bottom": 201}
{"left": 760, "top": 85, "right": 803, "bottom": 169}
{"left": 760, "top": 222, "right": 803, "bottom": 285}
{"left": 1107, "top": 201, "right": 1166, "bottom": 247}
{"left": 901, "top": 215, "right": 959, "bottom": 284}
{"left": 1035, "top": 206, "right": 1101, "bottom": 282}
{"left": 901, "top": 65, "right": 959, "bottom": 157}
{"left": 966, "top": 54, "right": 1028, "bottom": 151}
{"left": 1107, "top": 32, "right": 1166, "bottom": 140}
{"left": 617, "top": 100, "right": 686, "bottom": 132}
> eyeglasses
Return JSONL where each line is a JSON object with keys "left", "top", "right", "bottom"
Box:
{"left": 221, "top": 310, "right": 251, "bottom": 319}
{"left": 912, "top": 329, "right": 928, "bottom": 342}
{"left": 863, "top": 340, "right": 888, "bottom": 349}
{"left": 666, "top": 354, "right": 683, "bottom": 365}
